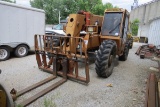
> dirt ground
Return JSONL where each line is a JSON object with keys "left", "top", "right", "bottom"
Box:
{"left": 0, "top": 42, "right": 158, "bottom": 107}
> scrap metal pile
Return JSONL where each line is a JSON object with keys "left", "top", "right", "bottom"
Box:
{"left": 145, "top": 57, "right": 160, "bottom": 107}
{"left": 145, "top": 73, "right": 159, "bottom": 107}
{"left": 135, "top": 44, "right": 160, "bottom": 107}
{"left": 141, "top": 46, "right": 160, "bottom": 107}
{"left": 135, "top": 44, "right": 160, "bottom": 59}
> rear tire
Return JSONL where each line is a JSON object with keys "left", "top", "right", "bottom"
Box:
{"left": 95, "top": 40, "right": 116, "bottom": 78}
{"left": 0, "top": 47, "right": 10, "bottom": 61}
{"left": 119, "top": 44, "right": 129, "bottom": 61}
{"left": 129, "top": 38, "right": 133, "bottom": 49}
{"left": 14, "top": 45, "right": 28, "bottom": 57}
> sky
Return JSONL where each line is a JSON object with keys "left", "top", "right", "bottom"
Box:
{"left": 15, "top": 0, "right": 153, "bottom": 11}
{"left": 102, "top": 0, "right": 152, "bottom": 11}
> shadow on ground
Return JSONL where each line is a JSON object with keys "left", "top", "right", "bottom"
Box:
{"left": 9, "top": 51, "right": 35, "bottom": 60}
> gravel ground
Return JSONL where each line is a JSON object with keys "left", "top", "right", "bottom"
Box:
{"left": 0, "top": 42, "right": 159, "bottom": 107}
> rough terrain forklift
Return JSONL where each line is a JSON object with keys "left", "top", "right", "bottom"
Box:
{"left": 35, "top": 8, "right": 131, "bottom": 80}
{"left": 0, "top": 8, "right": 131, "bottom": 106}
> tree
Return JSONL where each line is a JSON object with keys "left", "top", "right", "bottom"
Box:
{"left": 92, "top": 3, "right": 104, "bottom": 15}
{"left": 131, "top": 19, "right": 140, "bottom": 36}
{"left": 61, "top": 0, "right": 103, "bottom": 15}
{"left": 30, "top": 0, "right": 44, "bottom": 9}
{"left": 1, "top": 0, "right": 16, "bottom": 3}
{"left": 30, "top": 0, "right": 63, "bottom": 24}
{"left": 92, "top": 2, "right": 118, "bottom": 15}
{"left": 104, "top": 2, "right": 113, "bottom": 9}
{"left": 60, "top": 0, "right": 78, "bottom": 17}
{"left": 30, "top": 0, "right": 118, "bottom": 24}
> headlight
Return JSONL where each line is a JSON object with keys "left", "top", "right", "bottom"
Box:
{"left": 86, "top": 26, "right": 98, "bottom": 33}
{"left": 88, "top": 27, "right": 93, "bottom": 32}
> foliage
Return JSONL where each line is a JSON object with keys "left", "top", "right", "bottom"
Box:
{"left": 43, "top": 92, "right": 60, "bottom": 107}
{"left": 16, "top": 105, "right": 23, "bottom": 107}
{"left": 92, "top": 2, "right": 119, "bottom": 15}
{"left": 30, "top": 0, "right": 119, "bottom": 24}
{"left": 30, "top": 0, "right": 63, "bottom": 24}
{"left": 104, "top": 2, "right": 113, "bottom": 9}
{"left": 1, "top": 0, "right": 15, "bottom": 3}
{"left": 131, "top": 19, "right": 140, "bottom": 36}
{"left": 44, "top": 97, "right": 56, "bottom": 107}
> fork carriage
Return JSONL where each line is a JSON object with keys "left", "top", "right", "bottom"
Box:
{"left": 35, "top": 34, "right": 90, "bottom": 83}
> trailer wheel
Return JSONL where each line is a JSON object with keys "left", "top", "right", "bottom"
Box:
{"left": 0, "top": 83, "right": 14, "bottom": 107}
{"left": 119, "top": 44, "right": 129, "bottom": 61}
{"left": 15, "top": 45, "right": 28, "bottom": 57}
{"left": 95, "top": 40, "right": 116, "bottom": 78}
{"left": 0, "top": 47, "right": 10, "bottom": 61}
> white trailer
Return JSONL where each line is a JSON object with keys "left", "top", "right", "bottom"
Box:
{"left": 0, "top": 1, "right": 45, "bottom": 61}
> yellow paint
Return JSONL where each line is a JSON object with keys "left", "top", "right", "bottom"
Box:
{"left": 0, "top": 90, "right": 6, "bottom": 107}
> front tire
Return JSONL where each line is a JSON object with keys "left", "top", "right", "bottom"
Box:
{"left": 14, "top": 45, "right": 28, "bottom": 57}
{"left": 0, "top": 47, "right": 10, "bottom": 61}
{"left": 95, "top": 40, "right": 116, "bottom": 78}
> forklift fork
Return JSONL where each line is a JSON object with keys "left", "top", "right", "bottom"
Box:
{"left": 9, "top": 56, "right": 67, "bottom": 106}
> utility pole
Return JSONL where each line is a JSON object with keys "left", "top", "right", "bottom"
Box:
{"left": 131, "top": 0, "right": 139, "bottom": 10}
{"left": 59, "top": 11, "right": 61, "bottom": 24}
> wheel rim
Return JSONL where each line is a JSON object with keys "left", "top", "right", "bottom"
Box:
{"left": 18, "top": 47, "right": 26, "bottom": 56}
{"left": 104, "top": 47, "right": 116, "bottom": 76}
{"left": 0, "top": 49, "right": 8, "bottom": 60}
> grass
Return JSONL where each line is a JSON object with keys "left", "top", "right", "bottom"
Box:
{"left": 15, "top": 92, "right": 60, "bottom": 107}
{"left": 16, "top": 105, "right": 23, "bottom": 107}
{"left": 44, "top": 97, "right": 56, "bottom": 107}
{"left": 43, "top": 92, "right": 60, "bottom": 107}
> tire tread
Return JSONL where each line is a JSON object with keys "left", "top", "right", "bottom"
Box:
{"left": 95, "top": 40, "right": 116, "bottom": 78}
